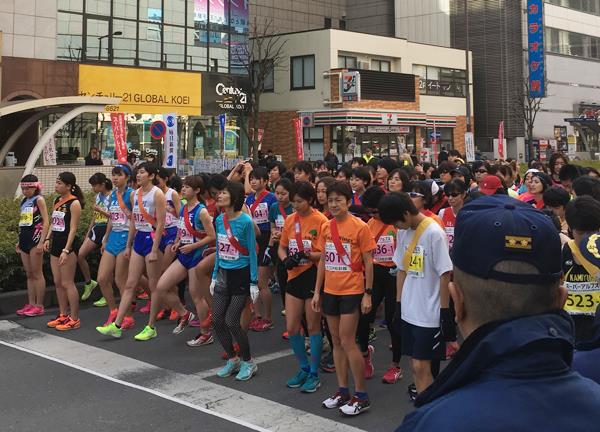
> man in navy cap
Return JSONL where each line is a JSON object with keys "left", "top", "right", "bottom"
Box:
{"left": 395, "top": 194, "right": 600, "bottom": 431}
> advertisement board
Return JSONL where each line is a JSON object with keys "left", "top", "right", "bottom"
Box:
{"left": 527, "top": 0, "right": 546, "bottom": 98}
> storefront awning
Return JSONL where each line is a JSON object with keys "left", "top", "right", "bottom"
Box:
{"left": 297, "top": 109, "right": 456, "bottom": 128}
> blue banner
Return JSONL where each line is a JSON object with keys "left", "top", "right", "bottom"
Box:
{"left": 527, "top": 0, "right": 545, "bottom": 98}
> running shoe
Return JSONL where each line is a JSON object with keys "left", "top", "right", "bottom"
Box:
{"left": 300, "top": 375, "right": 321, "bottom": 393}
{"left": 134, "top": 325, "right": 157, "bottom": 341}
{"left": 322, "top": 391, "right": 350, "bottom": 409}
{"left": 382, "top": 365, "right": 403, "bottom": 384}
{"left": 169, "top": 309, "right": 179, "bottom": 321}
{"left": 139, "top": 301, "right": 151, "bottom": 314}
{"left": 103, "top": 308, "right": 118, "bottom": 326}
{"left": 156, "top": 309, "right": 169, "bottom": 320}
{"left": 96, "top": 322, "right": 122, "bottom": 338}
{"left": 368, "top": 327, "right": 377, "bottom": 343}
{"left": 93, "top": 297, "right": 107, "bottom": 307}
{"left": 136, "top": 288, "right": 149, "bottom": 300}
{"left": 24, "top": 305, "right": 45, "bottom": 317}
{"left": 189, "top": 319, "right": 201, "bottom": 328}
{"left": 200, "top": 310, "right": 213, "bottom": 329}
{"left": 217, "top": 358, "right": 241, "bottom": 378}
{"left": 252, "top": 319, "right": 274, "bottom": 332}
{"left": 81, "top": 280, "right": 98, "bottom": 301}
{"left": 187, "top": 332, "right": 214, "bottom": 347}
{"left": 339, "top": 396, "right": 371, "bottom": 416}
{"left": 320, "top": 352, "right": 335, "bottom": 373}
{"left": 235, "top": 360, "right": 258, "bottom": 381}
{"left": 121, "top": 316, "right": 135, "bottom": 330}
{"left": 286, "top": 369, "right": 310, "bottom": 388}
{"left": 408, "top": 383, "right": 417, "bottom": 402}
{"left": 269, "top": 281, "right": 280, "bottom": 294}
{"left": 47, "top": 314, "right": 69, "bottom": 328}
{"left": 446, "top": 341, "right": 460, "bottom": 359}
{"left": 173, "top": 311, "right": 195, "bottom": 334}
{"left": 56, "top": 316, "right": 81, "bottom": 331}
{"left": 364, "top": 345, "right": 375, "bottom": 380}
{"left": 221, "top": 343, "right": 241, "bottom": 360}
{"left": 282, "top": 331, "right": 289, "bottom": 340}
{"left": 248, "top": 316, "right": 262, "bottom": 331}
{"left": 16, "top": 304, "right": 33, "bottom": 315}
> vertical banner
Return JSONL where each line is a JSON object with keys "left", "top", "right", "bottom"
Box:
{"left": 43, "top": 136, "right": 57, "bottom": 166}
{"left": 293, "top": 118, "right": 304, "bottom": 160}
{"left": 498, "top": 121, "right": 505, "bottom": 160}
{"left": 465, "top": 132, "right": 475, "bottom": 162}
{"left": 219, "top": 114, "right": 226, "bottom": 169}
{"left": 527, "top": 0, "right": 545, "bottom": 98}
{"left": 110, "top": 113, "right": 128, "bottom": 164}
{"left": 163, "top": 113, "right": 178, "bottom": 168}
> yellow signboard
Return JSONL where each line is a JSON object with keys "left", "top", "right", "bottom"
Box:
{"left": 78, "top": 65, "right": 201, "bottom": 115}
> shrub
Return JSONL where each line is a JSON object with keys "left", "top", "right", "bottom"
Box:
{"left": 0, "top": 193, "right": 100, "bottom": 292}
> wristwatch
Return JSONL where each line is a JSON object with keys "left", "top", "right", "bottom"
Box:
{"left": 62, "top": 248, "right": 71, "bottom": 254}
{"left": 365, "top": 288, "right": 373, "bottom": 295}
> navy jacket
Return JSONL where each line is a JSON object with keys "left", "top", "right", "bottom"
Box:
{"left": 397, "top": 311, "right": 600, "bottom": 432}
{"left": 573, "top": 309, "right": 600, "bottom": 385}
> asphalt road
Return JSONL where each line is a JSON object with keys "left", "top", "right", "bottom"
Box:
{"left": 0, "top": 294, "right": 423, "bottom": 432}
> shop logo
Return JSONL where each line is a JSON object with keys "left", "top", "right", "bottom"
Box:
{"left": 166, "top": 115, "right": 176, "bottom": 127}
{"left": 216, "top": 82, "right": 248, "bottom": 110}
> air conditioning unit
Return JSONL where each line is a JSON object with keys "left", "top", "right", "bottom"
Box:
{"left": 358, "top": 60, "right": 370, "bottom": 70}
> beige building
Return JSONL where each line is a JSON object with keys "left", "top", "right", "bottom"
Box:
{"left": 258, "top": 29, "right": 473, "bottom": 164}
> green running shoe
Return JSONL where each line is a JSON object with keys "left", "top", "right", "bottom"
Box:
{"left": 286, "top": 369, "right": 310, "bottom": 388}
{"left": 217, "top": 359, "right": 241, "bottom": 378}
{"left": 81, "top": 280, "right": 98, "bottom": 301}
{"left": 93, "top": 296, "right": 107, "bottom": 307}
{"left": 300, "top": 374, "right": 321, "bottom": 393}
{"left": 96, "top": 322, "right": 122, "bottom": 338}
{"left": 134, "top": 325, "right": 157, "bottom": 341}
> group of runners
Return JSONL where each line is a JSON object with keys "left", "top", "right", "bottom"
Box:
{"left": 13, "top": 150, "right": 600, "bottom": 418}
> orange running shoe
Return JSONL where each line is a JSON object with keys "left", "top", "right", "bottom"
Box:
{"left": 56, "top": 316, "right": 81, "bottom": 331}
{"left": 157, "top": 309, "right": 168, "bottom": 320}
{"left": 122, "top": 316, "right": 135, "bottom": 329}
{"left": 136, "top": 288, "right": 149, "bottom": 300}
{"left": 104, "top": 309, "right": 118, "bottom": 326}
{"left": 47, "top": 314, "right": 69, "bottom": 328}
{"left": 169, "top": 309, "right": 179, "bottom": 321}
{"left": 200, "top": 310, "right": 213, "bottom": 329}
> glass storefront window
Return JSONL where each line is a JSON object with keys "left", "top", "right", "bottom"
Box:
{"left": 85, "top": 0, "right": 111, "bottom": 15}
{"left": 58, "top": 0, "right": 83, "bottom": 13}
{"left": 303, "top": 127, "right": 324, "bottom": 161}
{"left": 164, "top": 25, "right": 186, "bottom": 70}
{"left": 113, "top": 0, "right": 138, "bottom": 19}
{"left": 188, "top": 28, "right": 208, "bottom": 70}
{"left": 112, "top": 19, "right": 137, "bottom": 66}
{"left": 57, "top": 12, "right": 83, "bottom": 61}
{"left": 164, "top": 0, "right": 186, "bottom": 25}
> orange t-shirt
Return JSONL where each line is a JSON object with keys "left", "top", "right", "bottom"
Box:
{"left": 280, "top": 209, "right": 328, "bottom": 281}
{"left": 318, "top": 215, "right": 376, "bottom": 295}
{"left": 367, "top": 218, "right": 397, "bottom": 268}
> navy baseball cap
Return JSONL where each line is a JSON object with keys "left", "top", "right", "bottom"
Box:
{"left": 452, "top": 195, "right": 562, "bottom": 284}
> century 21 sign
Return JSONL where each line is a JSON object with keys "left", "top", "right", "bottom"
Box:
{"left": 78, "top": 65, "right": 202, "bottom": 115}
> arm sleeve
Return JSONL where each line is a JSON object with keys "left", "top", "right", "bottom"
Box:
{"left": 211, "top": 219, "right": 220, "bottom": 280}
{"left": 247, "top": 217, "right": 258, "bottom": 283}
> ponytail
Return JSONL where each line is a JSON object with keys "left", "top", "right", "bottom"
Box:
{"left": 58, "top": 171, "right": 85, "bottom": 209}
{"left": 72, "top": 184, "right": 85, "bottom": 209}
{"left": 89, "top": 172, "right": 113, "bottom": 191}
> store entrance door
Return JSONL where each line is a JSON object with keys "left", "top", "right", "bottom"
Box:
{"left": 359, "top": 133, "right": 399, "bottom": 159}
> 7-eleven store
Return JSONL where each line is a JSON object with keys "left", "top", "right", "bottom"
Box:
{"left": 299, "top": 109, "right": 459, "bottom": 164}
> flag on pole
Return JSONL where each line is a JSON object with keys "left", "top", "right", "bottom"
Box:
{"left": 498, "top": 121, "right": 505, "bottom": 160}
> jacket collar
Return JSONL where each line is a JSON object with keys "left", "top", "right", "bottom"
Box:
{"left": 416, "top": 310, "right": 575, "bottom": 407}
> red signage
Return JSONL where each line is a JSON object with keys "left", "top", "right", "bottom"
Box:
{"left": 293, "top": 118, "right": 304, "bottom": 160}
{"left": 498, "top": 121, "right": 505, "bottom": 160}
{"left": 110, "top": 113, "right": 128, "bottom": 163}
{"left": 150, "top": 120, "right": 167, "bottom": 140}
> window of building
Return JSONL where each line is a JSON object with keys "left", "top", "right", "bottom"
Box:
{"left": 339, "top": 19, "right": 346, "bottom": 30}
{"left": 291, "top": 55, "right": 315, "bottom": 90}
{"left": 371, "top": 59, "right": 391, "bottom": 72}
{"left": 303, "top": 127, "right": 324, "bottom": 161}
{"left": 545, "top": 27, "right": 600, "bottom": 60}
{"left": 324, "top": 17, "right": 332, "bottom": 28}
{"left": 253, "top": 59, "right": 274, "bottom": 92}
{"left": 338, "top": 55, "right": 357, "bottom": 69}
{"left": 546, "top": 0, "right": 600, "bottom": 16}
{"left": 413, "top": 64, "right": 466, "bottom": 97}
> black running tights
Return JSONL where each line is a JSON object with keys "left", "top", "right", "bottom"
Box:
{"left": 213, "top": 292, "right": 251, "bottom": 361}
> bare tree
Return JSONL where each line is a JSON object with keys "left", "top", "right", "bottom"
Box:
{"left": 514, "top": 79, "right": 544, "bottom": 160}
{"left": 231, "top": 17, "right": 288, "bottom": 161}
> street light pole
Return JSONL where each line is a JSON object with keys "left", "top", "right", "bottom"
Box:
{"left": 465, "top": 0, "right": 472, "bottom": 133}
{"left": 98, "top": 31, "right": 123, "bottom": 61}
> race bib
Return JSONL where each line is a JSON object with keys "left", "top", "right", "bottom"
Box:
{"left": 19, "top": 207, "right": 34, "bottom": 227}
{"left": 288, "top": 239, "right": 312, "bottom": 266}
{"left": 565, "top": 281, "right": 600, "bottom": 315}
{"left": 324, "top": 241, "right": 352, "bottom": 272}
{"left": 445, "top": 226, "right": 455, "bottom": 249}
{"left": 252, "top": 202, "right": 269, "bottom": 224}
{"left": 51, "top": 210, "right": 66, "bottom": 232}
{"left": 109, "top": 205, "right": 128, "bottom": 230}
{"left": 178, "top": 218, "right": 194, "bottom": 245}
{"left": 374, "top": 235, "right": 395, "bottom": 262}
{"left": 165, "top": 210, "right": 178, "bottom": 227}
{"left": 133, "top": 210, "right": 152, "bottom": 231}
{"left": 94, "top": 209, "right": 109, "bottom": 224}
{"left": 275, "top": 215, "right": 285, "bottom": 230}
{"left": 218, "top": 233, "right": 239, "bottom": 261}
{"left": 407, "top": 245, "right": 425, "bottom": 278}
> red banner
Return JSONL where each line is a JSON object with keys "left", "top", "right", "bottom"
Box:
{"left": 110, "top": 113, "right": 128, "bottom": 164}
{"left": 293, "top": 118, "right": 304, "bottom": 160}
{"left": 498, "top": 121, "right": 505, "bottom": 160}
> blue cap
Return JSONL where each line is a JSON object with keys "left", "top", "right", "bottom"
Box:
{"left": 452, "top": 195, "right": 562, "bottom": 284}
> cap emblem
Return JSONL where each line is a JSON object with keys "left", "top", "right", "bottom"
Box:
{"left": 505, "top": 235, "right": 532, "bottom": 250}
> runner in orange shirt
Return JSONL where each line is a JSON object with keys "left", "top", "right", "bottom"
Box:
{"left": 312, "top": 180, "right": 376, "bottom": 417}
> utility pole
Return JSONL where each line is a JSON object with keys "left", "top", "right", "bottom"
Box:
{"left": 464, "top": 0, "right": 472, "bottom": 133}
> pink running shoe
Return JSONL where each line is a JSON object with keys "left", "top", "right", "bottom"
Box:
{"left": 446, "top": 341, "right": 460, "bottom": 359}
{"left": 140, "top": 302, "right": 151, "bottom": 314}
{"left": 248, "top": 316, "right": 262, "bottom": 331}
{"left": 364, "top": 345, "right": 375, "bottom": 380}
{"left": 104, "top": 309, "right": 118, "bottom": 326}
{"left": 16, "top": 304, "right": 33, "bottom": 316}
{"left": 252, "top": 319, "right": 274, "bottom": 332}
{"left": 189, "top": 319, "right": 201, "bottom": 328}
{"left": 121, "top": 316, "right": 135, "bottom": 330}
{"left": 382, "top": 365, "right": 403, "bottom": 384}
{"left": 24, "top": 305, "right": 45, "bottom": 317}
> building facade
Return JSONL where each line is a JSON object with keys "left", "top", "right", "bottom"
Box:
{"left": 257, "top": 29, "right": 473, "bottom": 165}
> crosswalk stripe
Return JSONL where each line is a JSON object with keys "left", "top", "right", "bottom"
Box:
{"left": 0, "top": 320, "right": 365, "bottom": 432}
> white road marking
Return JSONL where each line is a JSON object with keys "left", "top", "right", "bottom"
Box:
{"left": 0, "top": 320, "right": 364, "bottom": 432}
